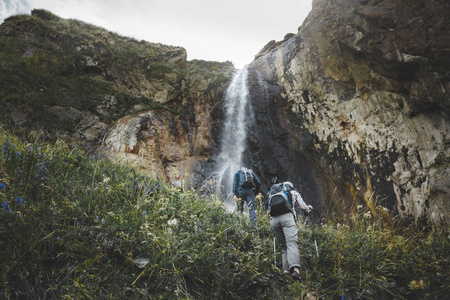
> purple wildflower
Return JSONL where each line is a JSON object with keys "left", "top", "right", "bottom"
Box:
{"left": 15, "top": 197, "right": 23, "bottom": 205}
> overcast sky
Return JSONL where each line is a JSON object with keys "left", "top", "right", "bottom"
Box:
{"left": 1, "top": 0, "right": 312, "bottom": 69}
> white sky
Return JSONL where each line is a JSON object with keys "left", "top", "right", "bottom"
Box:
{"left": 1, "top": 0, "right": 312, "bottom": 69}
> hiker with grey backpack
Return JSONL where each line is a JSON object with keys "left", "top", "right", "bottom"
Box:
{"left": 267, "top": 180, "right": 313, "bottom": 281}
{"left": 233, "top": 167, "right": 261, "bottom": 226}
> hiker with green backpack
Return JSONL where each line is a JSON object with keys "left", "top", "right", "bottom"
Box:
{"left": 233, "top": 167, "right": 261, "bottom": 225}
{"left": 267, "top": 180, "right": 313, "bottom": 281}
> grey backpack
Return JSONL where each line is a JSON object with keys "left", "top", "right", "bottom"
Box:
{"left": 267, "top": 183, "right": 293, "bottom": 216}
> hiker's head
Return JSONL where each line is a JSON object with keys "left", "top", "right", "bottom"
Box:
{"left": 283, "top": 181, "right": 294, "bottom": 189}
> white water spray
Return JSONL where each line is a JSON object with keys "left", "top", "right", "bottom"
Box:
{"left": 214, "top": 67, "right": 254, "bottom": 205}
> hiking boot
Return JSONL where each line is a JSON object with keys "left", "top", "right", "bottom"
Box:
{"left": 291, "top": 267, "right": 302, "bottom": 281}
{"left": 283, "top": 270, "right": 290, "bottom": 275}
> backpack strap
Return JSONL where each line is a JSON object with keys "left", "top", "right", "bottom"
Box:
{"left": 242, "top": 167, "right": 253, "bottom": 183}
{"left": 284, "top": 189, "right": 293, "bottom": 207}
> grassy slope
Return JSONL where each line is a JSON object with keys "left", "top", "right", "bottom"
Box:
{"left": 0, "top": 128, "right": 289, "bottom": 299}
{"left": 0, "top": 129, "right": 448, "bottom": 300}
{"left": 0, "top": 10, "right": 222, "bottom": 133}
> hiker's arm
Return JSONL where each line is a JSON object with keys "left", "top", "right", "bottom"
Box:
{"left": 293, "top": 191, "right": 312, "bottom": 213}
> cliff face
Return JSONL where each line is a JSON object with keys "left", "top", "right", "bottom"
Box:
{"left": 248, "top": 0, "right": 449, "bottom": 229}
{"left": 0, "top": 10, "right": 233, "bottom": 185}
{"left": 101, "top": 59, "right": 231, "bottom": 186}
{"left": 1, "top": 4, "right": 448, "bottom": 230}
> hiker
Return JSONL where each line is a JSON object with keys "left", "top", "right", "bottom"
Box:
{"left": 232, "top": 167, "right": 261, "bottom": 225}
{"left": 267, "top": 181, "right": 313, "bottom": 280}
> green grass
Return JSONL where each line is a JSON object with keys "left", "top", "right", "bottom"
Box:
{"left": 302, "top": 207, "right": 449, "bottom": 299}
{"left": 0, "top": 128, "right": 288, "bottom": 299}
{"left": 0, "top": 128, "right": 448, "bottom": 299}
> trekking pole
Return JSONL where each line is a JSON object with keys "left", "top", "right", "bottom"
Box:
{"left": 310, "top": 211, "right": 319, "bottom": 258}
{"left": 273, "top": 236, "right": 277, "bottom": 267}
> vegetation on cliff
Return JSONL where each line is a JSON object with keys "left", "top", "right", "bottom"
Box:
{"left": 1, "top": 128, "right": 448, "bottom": 299}
{"left": 0, "top": 9, "right": 233, "bottom": 140}
{"left": 1, "top": 10, "right": 160, "bottom": 123}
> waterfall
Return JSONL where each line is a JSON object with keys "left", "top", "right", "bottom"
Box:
{"left": 214, "top": 66, "right": 254, "bottom": 206}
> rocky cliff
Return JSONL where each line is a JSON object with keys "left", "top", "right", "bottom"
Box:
{"left": 0, "top": 9, "right": 233, "bottom": 186}
{"left": 247, "top": 0, "right": 449, "bottom": 230}
{"left": 1, "top": 3, "right": 448, "bottom": 231}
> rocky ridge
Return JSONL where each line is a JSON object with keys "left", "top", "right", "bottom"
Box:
{"left": 248, "top": 0, "right": 449, "bottom": 230}
{"left": 0, "top": 9, "right": 233, "bottom": 185}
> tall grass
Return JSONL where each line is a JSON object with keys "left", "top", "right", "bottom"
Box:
{"left": 1, "top": 128, "right": 448, "bottom": 299}
{"left": 293, "top": 206, "right": 449, "bottom": 299}
{"left": 0, "top": 128, "right": 288, "bottom": 299}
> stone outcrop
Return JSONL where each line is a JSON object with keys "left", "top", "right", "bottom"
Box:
{"left": 247, "top": 0, "right": 449, "bottom": 230}
{"left": 101, "top": 60, "right": 231, "bottom": 186}
{"left": 0, "top": 10, "right": 233, "bottom": 185}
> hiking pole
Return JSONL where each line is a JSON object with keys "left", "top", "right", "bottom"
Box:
{"left": 273, "top": 236, "right": 277, "bottom": 267}
{"left": 310, "top": 211, "right": 319, "bottom": 258}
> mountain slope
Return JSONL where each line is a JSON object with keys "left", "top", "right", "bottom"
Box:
{"left": 0, "top": 9, "right": 233, "bottom": 185}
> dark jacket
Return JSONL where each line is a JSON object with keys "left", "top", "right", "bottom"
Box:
{"left": 233, "top": 168, "right": 261, "bottom": 196}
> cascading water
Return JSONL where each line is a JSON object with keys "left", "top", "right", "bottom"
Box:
{"left": 214, "top": 66, "right": 254, "bottom": 208}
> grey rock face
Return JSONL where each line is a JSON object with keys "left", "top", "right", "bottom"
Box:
{"left": 248, "top": 0, "right": 449, "bottom": 231}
